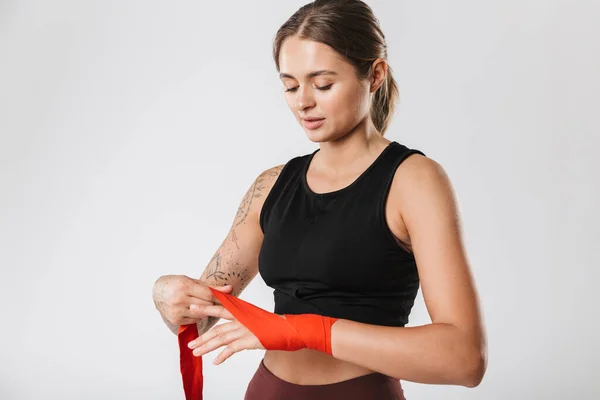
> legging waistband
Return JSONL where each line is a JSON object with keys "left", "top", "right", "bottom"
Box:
{"left": 244, "top": 358, "right": 406, "bottom": 400}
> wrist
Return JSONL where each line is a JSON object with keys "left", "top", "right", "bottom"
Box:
{"left": 283, "top": 313, "right": 338, "bottom": 355}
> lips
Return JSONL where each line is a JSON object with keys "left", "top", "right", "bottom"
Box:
{"left": 302, "top": 118, "right": 325, "bottom": 130}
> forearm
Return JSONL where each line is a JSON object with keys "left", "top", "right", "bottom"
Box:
{"left": 198, "top": 287, "right": 482, "bottom": 386}
{"left": 330, "top": 320, "right": 486, "bottom": 387}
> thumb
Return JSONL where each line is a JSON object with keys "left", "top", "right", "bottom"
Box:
{"left": 213, "top": 284, "right": 233, "bottom": 292}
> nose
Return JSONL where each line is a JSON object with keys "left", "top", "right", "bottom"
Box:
{"left": 295, "top": 86, "right": 315, "bottom": 112}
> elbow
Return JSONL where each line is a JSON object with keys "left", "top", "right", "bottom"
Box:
{"left": 461, "top": 346, "right": 487, "bottom": 388}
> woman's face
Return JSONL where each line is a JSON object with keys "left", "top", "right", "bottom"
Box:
{"left": 278, "top": 36, "right": 373, "bottom": 143}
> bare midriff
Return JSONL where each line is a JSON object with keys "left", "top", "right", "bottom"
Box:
{"left": 262, "top": 348, "right": 377, "bottom": 385}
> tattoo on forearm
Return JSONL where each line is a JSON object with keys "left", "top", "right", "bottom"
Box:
{"left": 203, "top": 247, "right": 252, "bottom": 294}
{"left": 225, "top": 266, "right": 251, "bottom": 295}
{"left": 205, "top": 252, "right": 225, "bottom": 282}
{"left": 231, "top": 229, "right": 239, "bottom": 249}
{"left": 233, "top": 183, "right": 258, "bottom": 227}
{"left": 194, "top": 166, "right": 283, "bottom": 329}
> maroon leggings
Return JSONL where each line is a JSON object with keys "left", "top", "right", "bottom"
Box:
{"left": 244, "top": 359, "right": 407, "bottom": 400}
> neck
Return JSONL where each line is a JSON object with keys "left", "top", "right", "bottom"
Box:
{"left": 315, "top": 119, "right": 390, "bottom": 174}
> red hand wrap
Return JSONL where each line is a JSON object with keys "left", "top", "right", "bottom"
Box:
{"left": 209, "top": 287, "right": 338, "bottom": 354}
{"left": 177, "top": 287, "right": 339, "bottom": 399}
{"left": 178, "top": 324, "right": 203, "bottom": 400}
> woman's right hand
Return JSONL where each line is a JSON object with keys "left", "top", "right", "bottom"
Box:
{"left": 152, "top": 274, "right": 233, "bottom": 326}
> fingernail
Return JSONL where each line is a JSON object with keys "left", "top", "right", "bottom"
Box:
{"left": 188, "top": 341, "right": 195, "bottom": 349}
{"left": 190, "top": 304, "right": 198, "bottom": 310}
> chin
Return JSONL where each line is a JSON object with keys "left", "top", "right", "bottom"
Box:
{"left": 304, "top": 130, "right": 324, "bottom": 143}
{"left": 304, "top": 128, "right": 340, "bottom": 144}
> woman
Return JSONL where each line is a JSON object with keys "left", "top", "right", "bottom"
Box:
{"left": 152, "top": 1, "right": 487, "bottom": 398}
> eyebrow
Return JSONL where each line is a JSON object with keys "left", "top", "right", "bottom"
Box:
{"left": 279, "top": 70, "right": 338, "bottom": 79}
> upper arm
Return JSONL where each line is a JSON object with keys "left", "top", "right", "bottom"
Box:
{"left": 393, "top": 156, "right": 485, "bottom": 345}
{"left": 198, "top": 164, "right": 285, "bottom": 297}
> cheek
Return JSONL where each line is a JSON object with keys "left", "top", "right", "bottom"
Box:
{"left": 352, "top": 84, "right": 371, "bottom": 115}
{"left": 284, "top": 95, "right": 293, "bottom": 109}
{"left": 326, "top": 87, "right": 367, "bottom": 124}
{"left": 320, "top": 88, "right": 349, "bottom": 116}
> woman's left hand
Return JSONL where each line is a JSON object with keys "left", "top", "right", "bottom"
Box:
{"left": 186, "top": 303, "right": 266, "bottom": 365}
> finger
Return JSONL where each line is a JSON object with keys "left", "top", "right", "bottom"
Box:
{"left": 192, "top": 329, "right": 242, "bottom": 358}
{"left": 213, "top": 337, "right": 254, "bottom": 365}
{"left": 171, "top": 301, "right": 212, "bottom": 321}
{"left": 191, "top": 323, "right": 244, "bottom": 357}
{"left": 207, "top": 285, "right": 232, "bottom": 306}
{"left": 186, "top": 281, "right": 218, "bottom": 303}
{"left": 189, "top": 303, "right": 234, "bottom": 320}
{"left": 188, "top": 321, "right": 238, "bottom": 349}
{"left": 181, "top": 298, "right": 214, "bottom": 319}
{"left": 213, "top": 284, "right": 233, "bottom": 292}
{"left": 187, "top": 280, "right": 232, "bottom": 304}
{"left": 186, "top": 296, "right": 221, "bottom": 309}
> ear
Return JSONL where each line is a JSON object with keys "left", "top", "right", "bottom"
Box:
{"left": 370, "top": 58, "right": 388, "bottom": 93}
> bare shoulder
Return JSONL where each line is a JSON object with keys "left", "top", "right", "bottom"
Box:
{"left": 258, "top": 164, "right": 286, "bottom": 188}
{"left": 385, "top": 153, "right": 458, "bottom": 248}
{"left": 393, "top": 152, "right": 446, "bottom": 184}
{"left": 235, "top": 164, "right": 285, "bottom": 224}
{"left": 389, "top": 153, "right": 455, "bottom": 216}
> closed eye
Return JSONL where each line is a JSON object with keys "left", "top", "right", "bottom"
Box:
{"left": 285, "top": 84, "right": 333, "bottom": 93}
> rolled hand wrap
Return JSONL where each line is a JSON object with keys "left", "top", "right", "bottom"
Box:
{"left": 209, "top": 286, "right": 338, "bottom": 354}
{"left": 177, "top": 287, "right": 339, "bottom": 399}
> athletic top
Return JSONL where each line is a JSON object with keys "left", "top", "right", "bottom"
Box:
{"left": 258, "top": 141, "right": 426, "bottom": 327}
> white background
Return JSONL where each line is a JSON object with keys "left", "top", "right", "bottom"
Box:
{"left": 1, "top": 0, "right": 598, "bottom": 398}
